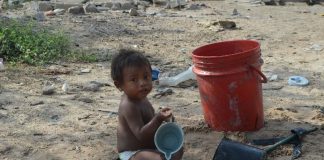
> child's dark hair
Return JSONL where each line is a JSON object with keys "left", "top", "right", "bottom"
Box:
{"left": 111, "top": 49, "right": 151, "bottom": 83}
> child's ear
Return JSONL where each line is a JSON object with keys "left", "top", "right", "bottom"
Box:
{"left": 114, "top": 81, "right": 123, "bottom": 92}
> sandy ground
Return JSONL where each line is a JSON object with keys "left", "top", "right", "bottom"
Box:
{"left": 0, "top": 0, "right": 324, "bottom": 160}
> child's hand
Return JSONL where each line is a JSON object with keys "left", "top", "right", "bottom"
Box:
{"left": 158, "top": 108, "right": 172, "bottom": 121}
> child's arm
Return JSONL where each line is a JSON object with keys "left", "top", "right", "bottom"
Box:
{"left": 122, "top": 105, "right": 172, "bottom": 143}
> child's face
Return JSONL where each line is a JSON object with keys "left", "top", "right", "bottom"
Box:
{"left": 119, "top": 65, "right": 152, "bottom": 100}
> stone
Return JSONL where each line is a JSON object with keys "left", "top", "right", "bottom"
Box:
{"left": 68, "top": 6, "right": 85, "bottom": 15}
{"left": 187, "top": 4, "right": 200, "bottom": 10}
{"left": 42, "top": 86, "right": 55, "bottom": 95}
{"left": 53, "top": 9, "right": 65, "bottom": 15}
{"left": 111, "top": 3, "right": 122, "bottom": 10}
{"left": 263, "top": 0, "right": 276, "bottom": 5}
{"left": 83, "top": 83, "right": 100, "bottom": 92}
{"left": 103, "top": 2, "right": 113, "bottom": 8}
{"left": 218, "top": 21, "right": 236, "bottom": 29}
{"left": 129, "top": 8, "right": 138, "bottom": 16}
{"left": 78, "top": 97, "right": 93, "bottom": 103}
{"left": 83, "top": 3, "right": 99, "bottom": 13}
{"left": 30, "top": 101, "right": 44, "bottom": 106}
{"left": 38, "top": 2, "right": 53, "bottom": 11}
{"left": 121, "top": 2, "right": 135, "bottom": 10}
{"left": 81, "top": 68, "right": 91, "bottom": 73}
{"left": 44, "top": 10, "right": 55, "bottom": 16}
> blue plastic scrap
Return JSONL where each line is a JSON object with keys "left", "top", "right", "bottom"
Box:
{"left": 288, "top": 76, "right": 309, "bottom": 86}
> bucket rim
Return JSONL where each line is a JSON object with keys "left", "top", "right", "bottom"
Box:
{"left": 192, "top": 40, "right": 260, "bottom": 59}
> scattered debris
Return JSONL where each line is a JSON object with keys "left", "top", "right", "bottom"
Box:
{"left": 30, "top": 101, "right": 44, "bottom": 106}
{"left": 78, "top": 114, "right": 92, "bottom": 120}
{"left": 81, "top": 68, "right": 91, "bottom": 73}
{"left": 288, "top": 76, "right": 309, "bottom": 86}
{"left": 153, "top": 88, "right": 173, "bottom": 98}
{"left": 62, "top": 82, "right": 69, "bottom": 93}
{"left": 306, "top": 44, "right": 323, "bottom": 51}
{"left": 269, "top": 74, "right": 279, "bottom": 81}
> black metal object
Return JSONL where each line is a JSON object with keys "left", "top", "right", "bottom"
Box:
{"left": 213, "top": 128, "right": 318, "bottom": 160}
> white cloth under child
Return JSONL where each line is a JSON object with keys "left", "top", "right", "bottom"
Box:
{"left": 119, "top": 151, "right": 138, "bottom": 160}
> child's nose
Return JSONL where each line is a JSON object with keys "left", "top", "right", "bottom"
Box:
{"left": 139, "top": 79, "right": 149, "bottom": 86}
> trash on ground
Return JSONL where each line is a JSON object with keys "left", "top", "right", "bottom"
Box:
{"left": 158, "top": 65, "right": 195, "bottom": 87}
{"left": 288, "top": 76, "right": 309, "bottom": 86}
{"left": 153, "top": 87, "right": 173, "bottom": 98}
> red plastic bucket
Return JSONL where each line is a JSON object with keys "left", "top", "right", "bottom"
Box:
{"left": 192, "top": 40, "right": 267, "bottom": 131}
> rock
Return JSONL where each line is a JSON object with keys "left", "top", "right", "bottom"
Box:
{"left": 81, "top": 0, "right": 90, "bottom": 4}
{"left": 78, "top": 97, "right": 93, "bottom": 103}
{"left": 232, "top": 8, "right": 239, "bottom": 16}
{"left": 97, "top": 7, "right": 109, "bottom": 12}
{"left": 42, "top": 85, "right": 55, "bottom": 95}
{"left": 83, "top": 83, "right": 100, "bottom": 92}
{"left": 53, "top": 9, "right": 65, "bottom": 15}
{"left": 111, "top": 3, "right": 121, "bottom": 10}
{"left": 68, "top": 6, "right": 85, "bottom": 15}
{"left": 44, "top": 10, "right": 55, "bottom": 16}
{"left": 38, "top": 2, "right": 53, "bottom": 11}
{"left": 121, "top": 2, "right": 135, "bottom": 10}
{"left": 35, "top": 12, "right": 45, "bottom": 21}
{"left": 129, "top": 8, "right": 138, "bottom": 16}
{"left": 269, "top": 74, "right": 279, "bottom": 81}
{"left": 103, "top": 2, "right": 113, "bottom": 8}
{"left": 62, "top": 82, "right": 69, "bottom": 93}
{"left": 81, "top": 68, "right": 91, "bottom": 73}
{"left": 83, "top": 3, "right": 99, "bottom": 13}
{"left": 219, "top": 21, "right": 236, "bottom": 29}
{"left": 30, "top": 101, "right": 44, "bottom": 106}
{"left": 263, "top": 0, "right": 276, "bottom": 5}
{"left": 186, "top": 4, "right": 200, "bottom": 10}
{"left": 89, "top": 81, "right": 106, "bottom": 87}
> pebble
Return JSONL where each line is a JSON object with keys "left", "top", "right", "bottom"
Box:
{"left": 81, "top": 68, "right": 91, "bottom": 73}
{"left": 68, "top": 6, "right": 85, "bottom": 15}
{"left": 111, "top": 3, "right": 121, "bottom": 10}
{"left": 78, "top": 97, "right": 93, "bottom": 103}
{"left": 218, "top": 21, "right": 236, "bottom": 29}
{"left": 83, "top": 83, "right": 100, "bottom": 92}
{"left": 53, "top": 9, "right": 65, "bottom": 15}
{"left": 30, "top": 101, "right": 44, "bottom": 106}
{"left": 269, "top": 74, "right": 279, "bottom": 81}
{"left": 83, "top": 3, "right": 99, "bottom": 13}
{"left": 129, "top": 8, "right": 138, "bottom": 16}
{"left": 44, "top": 10, "right": 55, "bottom": 16}
{"left": 42, "top": 86, "right": 55, "bottom": 95}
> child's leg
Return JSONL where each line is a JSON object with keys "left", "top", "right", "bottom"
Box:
{"left": 130, "top": 150, "right": 164, "bottom": 160}
{"left": 171, "top": 147, "right": 184, "bottom": 160}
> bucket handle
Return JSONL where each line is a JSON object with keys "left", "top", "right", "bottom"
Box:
{"left": 250, "top": 65, "right": 267, "bottom": 83}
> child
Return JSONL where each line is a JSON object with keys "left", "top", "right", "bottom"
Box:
{"left": 111, "top": 49, "right": 183, "bottom": 160}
